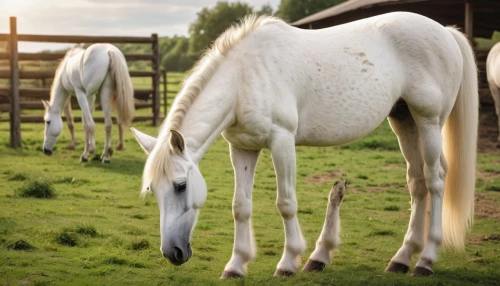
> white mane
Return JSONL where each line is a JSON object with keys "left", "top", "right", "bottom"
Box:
{"left": 49, "top": 47, "right": 84, "bottom": 105}
{"left": 141, "top": 15, "right": 282, "bottom": 194}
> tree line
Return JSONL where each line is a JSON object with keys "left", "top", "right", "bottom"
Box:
{"left": 155, "top": 0, "right": 347, "bottom": 72}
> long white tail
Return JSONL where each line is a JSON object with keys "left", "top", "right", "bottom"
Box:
{"left": 108, "top": 49, "right": 135, "bottom": 126}
{"left": 442, "top": 27, "right": 478, "bottom": 251}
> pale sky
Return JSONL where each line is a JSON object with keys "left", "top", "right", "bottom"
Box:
{"left": 0, "top": 0, "right": 281, "bottom": 52}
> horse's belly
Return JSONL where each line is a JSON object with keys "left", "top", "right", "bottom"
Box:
{"left": 294, "top": 92, "right": 397, "bottom": 146}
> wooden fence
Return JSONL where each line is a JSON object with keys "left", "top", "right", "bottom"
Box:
{"left": 0, "top": 17, "right": 168, "bottom": 148}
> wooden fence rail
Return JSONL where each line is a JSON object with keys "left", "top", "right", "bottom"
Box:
{"left": 0, "top": 70, "right": 157, "bottom": 79}
{"left": 1, "top": 16, "right": 165, "bottom": 148}
{"left": 0, "top": 52, "right": 154, "bottom": 61}
{"left": 0, "top": 34, "right": 154, "bottom": 44}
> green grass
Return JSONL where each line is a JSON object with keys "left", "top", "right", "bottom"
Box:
{"left": 1, "top": 94, "right": 500, "bottom": 284}
{"left": 16, "top": 178, "right": 56, "bottom": 198}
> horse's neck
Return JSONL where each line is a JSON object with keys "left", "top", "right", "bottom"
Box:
{"left": 49, "top": 68, "right": 68, "bottom": 114}
{"left": 174, "top": 73, "right": 237, "bottom": 163}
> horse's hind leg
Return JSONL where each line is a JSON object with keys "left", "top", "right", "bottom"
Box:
{"left": 63, "top": 97, "right": 77, "bottom": 150}
{"left": 411, "top": 116, "right": 447, "bottom": 276}
{"left": 489, "top": 82, "right": 500, "bottom": 147}
{"left": 221, "top": 145, "right": 260, "bottom": 278}
{"left": 116, "top": 120, "right": 125, "bottom": 151}
{"left": 270, "top": 128, "right": 306, "bottom": 276}
{"left": 99, "top": 74, "right": 114, "bottom": 163}
{"left": 385, "top": 115, "right": 429, "bottom": 274}
{"left": 87, "top": 93, "right": 97, "bottom": 157}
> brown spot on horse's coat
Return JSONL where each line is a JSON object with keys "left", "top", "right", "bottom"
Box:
{"left": 362, "top": 59, "right": 374, "bottom": 66}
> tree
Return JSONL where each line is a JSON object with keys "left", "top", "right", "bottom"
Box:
{"left": 161, "top": 36, "right": 195, "bottom": 72}
{"left": 257, "top": 3, "right": 274, "bottom": 16}
{"left": 276, "top": 0, "right": 346, "bottom": 23}
{"left": 188, "top": 2, "right": 253, "bottom": 55}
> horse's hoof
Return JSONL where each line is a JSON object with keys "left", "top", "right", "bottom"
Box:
{"left": 67, "top": 144, "right": 76, "bottom": 150}
{"left": 116, "top": 144, "right": 124, "bottom": 151}
{"left": 102, "top": 159, "right": 110, "bottom": 164}
{"left": 385, "top": 261, "right": 409, "bottom": 274}
{"left": 92, "top": 154, "right": 101, "bottom": 161}
{"left": 220, "top": 271, "right": 243, "bottom": 279}
{"left": 274, "top": 269, "right": 295, "bottom": 277}
{"left": 80, "top": 157, "right": 88, "bottom": 163}
{"left": 411, "top": 266, "right": 433, "bottom": 277}
{"left": 302, "top": 259, "right": 326, "bottom": 272}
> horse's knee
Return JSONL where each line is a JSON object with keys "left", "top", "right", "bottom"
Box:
{"left": 104, "top": 121, "right": 112, "bottom": 134}
{"left": 408, "top": 176, "right": 427, "bottom": 198}
{"left": 233, "top": 199, "right": 251, "bottom": 221}
{"left": 276, "top": 197, "right": 297, "bottom": 220}
{"left": 84, "top": 121, "right": 95, "bottom": 132}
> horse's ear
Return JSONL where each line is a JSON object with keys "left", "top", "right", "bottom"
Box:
{"left": 169, "top": 129, "right": 185, "bottom": 155}
{"left": 131, "top": 128, "right": 157, "bottom": 154}
{"left": 41, "top": 100, "right": 51, "bottom": 111}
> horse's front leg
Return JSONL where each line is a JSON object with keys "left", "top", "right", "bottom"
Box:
{"left": 303, "top": 180, "right": 346, "bottom": 272}
{"left": 221, "top": 146, "right": 260, "bottom": 279}
{"left": 63, "top": 97, "right": 77, "bottom": 150}
{"left": 75, "top": 91, "right": 95, "bottom": 162}
{"left": 270, "top": 129, "right": 306, "bottom": 276}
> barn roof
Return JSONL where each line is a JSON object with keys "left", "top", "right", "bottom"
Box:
{"left": 292, "top": 0, "right": 500, "bottom": 39}
{"left": 292, "top": 0, "right": 425, "bottom": 26}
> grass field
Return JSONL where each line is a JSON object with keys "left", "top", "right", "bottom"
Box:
{"left": 1, "top": 74, "right": 500, "bottom": 285}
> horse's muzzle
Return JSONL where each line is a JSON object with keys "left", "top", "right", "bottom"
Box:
{"left": 43, "top": 148, "right": 52, "bottom": 156}
{"left": 162, "top": 243, "right": 192, "bottom": 265}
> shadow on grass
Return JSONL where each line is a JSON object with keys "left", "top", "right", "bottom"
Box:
{"left": 82, "top": 157, "right": 146, "bottom": 176}
{"left": 307, "top": 265, "right": 498, "bottom": 285}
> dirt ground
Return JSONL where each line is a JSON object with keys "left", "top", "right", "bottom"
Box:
{"left": 478, "top": 106, "right": 500, "bottom": 154}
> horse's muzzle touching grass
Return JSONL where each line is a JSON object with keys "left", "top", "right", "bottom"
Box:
{"left": 43, "top": 148, "right": 52, "bottom": 156}
{"left": 162, "top": 243, "right": 192, "bottom": 265}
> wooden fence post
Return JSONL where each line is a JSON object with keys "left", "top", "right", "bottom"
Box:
{"left": 465, "top": 1, "right": 474, "bottom": 40}
{"left": 151, "top": 33, "right": 160, "bottom": 126}
{"left": 162, "top": 69, "right": 167, "bottom": 117}
{"left": 9, "top": 16, "right": 22, "bottom": 148}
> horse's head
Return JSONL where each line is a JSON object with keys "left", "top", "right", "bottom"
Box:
{"left": 132, "top": 128, "right": 207, "bottom": 265}
{"left": 42, "top": 100, "right": 63, "bottom": 155}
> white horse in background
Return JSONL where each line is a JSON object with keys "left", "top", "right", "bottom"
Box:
{"left": 487, "top": 42, "right": 500, "bottom": 147}
{"left": 42, "top": 44, "right": 135, "bottom": 163}
{"left": 132, "top": 12, "right": 478, "bottom": 277}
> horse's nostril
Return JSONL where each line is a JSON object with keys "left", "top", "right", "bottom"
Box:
{"left": 174, "top": 247, "right": 183, "bottom": 262}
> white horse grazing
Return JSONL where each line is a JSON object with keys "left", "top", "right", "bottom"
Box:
{"left": 487, "top": 42, "right": 500, "bottom": 147}
{"left": 132, "top": 12, "right": 478, "bottom": 277}
{"left": 42, "top": 44, "right": 135, "bottom": 163}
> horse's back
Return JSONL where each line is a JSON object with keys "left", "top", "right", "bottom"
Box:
{"left": 80, "top": 44, "right": 115, "bottom": 94}
{"left": 224, "top": 12, "right": 463, "bottom": 147}
{"left": 62, "top": 44, "right": 118, "bottom": 95}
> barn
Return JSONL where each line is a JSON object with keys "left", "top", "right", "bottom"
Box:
{"left": 292, "top": 0, "right": 500, "bottom": 92}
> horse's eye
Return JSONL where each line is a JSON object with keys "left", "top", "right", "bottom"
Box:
{"left": 173, "top": 182, "right": 186, "bottom": 193}
{"left": 46, "top": 121, "right": 51, "bottom": 125}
